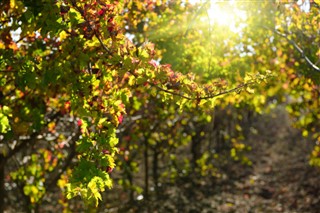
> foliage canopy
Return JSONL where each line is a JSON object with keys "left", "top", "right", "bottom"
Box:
{"left": 0, "top": 0, "right": 319, "bottom": 211}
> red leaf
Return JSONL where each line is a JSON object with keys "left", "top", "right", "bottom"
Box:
{"left": 118, "top": 114, "right": 123, "bottom": 124}
{"left": 98, "top": 9, "right": 106, "bottom": 16}
{"left": 102, "top": 149, "right": 110, "bottom": 154}
{"left": 119, "top": 103, "right": 125, "bottom": 110}
{"left": 148, "top": 60, "right": 158, "bottom": 68}
{"left": 77, "top": 119, "right": 83, "bottom": 127}
{"left": 106, "top": 166, "right": 113, "bottom": 173}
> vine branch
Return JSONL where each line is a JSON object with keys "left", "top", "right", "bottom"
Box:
{"left": 271, "top": 28, "right": 320, "bottom": 73}
{"left": 150, "top": 83, "right": 193, "bottom": 100}
{"left": 94, "top": 31, "right": 113, "bottom": 55}
{"left": 150, "top": 80, "right": 257, "bottom": 101}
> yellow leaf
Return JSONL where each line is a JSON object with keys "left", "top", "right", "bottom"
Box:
{"left": 10, "top": 0, "right": 16, "bottom": 9}
{"left": 235, "top": 124, "right": 242, "bottom": 132}
{"left": 246, "top": 87, "right": 255, "bottom": 94}
{"left": 59, "top": 31, "right": 68, "bottom": 40}
{"left": 57, "top": 178, "right": 67, "bottom": 188}
{"left": 0, "top": 42, "right": 5, "bottom": 49}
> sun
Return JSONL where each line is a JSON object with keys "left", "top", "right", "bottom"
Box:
{"left": 191, "top": 0, "right": 247, "bottom": 32}
{"left": 207, "top": 2, "right": 235, "bottom": 26}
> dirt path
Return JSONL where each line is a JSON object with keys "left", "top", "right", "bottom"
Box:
{"left": 208, "top": 107, "right": 320, "bottom": 213}
{"left": 120, "top": 107, "right": 320, "bottom": 213}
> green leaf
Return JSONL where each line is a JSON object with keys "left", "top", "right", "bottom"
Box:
{"left": 0, "top": 113, "right": 10, "bottom": 133}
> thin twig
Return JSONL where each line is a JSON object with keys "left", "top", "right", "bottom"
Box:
{"left": 271, "top": 28, "right": 320, "bottom": 73}
{"left": 6, "top": 111, "right": 62, "bottom": 159}
{"left": 46, "top": 130, "right": 79, "bottom": 189}
{"left": 149, "top": 80, "right": 257, "bottom": 101}
{"left": 71, "top": 1, "right": 112, "bottom": 55}
{"left": 199, "top": 81, "right": 255, "bottom": 99}
{"left": 95, "top": 32, "right": 112, "bottom": 55}
{"left": 150, "top": 83, "right": 193, "bottom": 100}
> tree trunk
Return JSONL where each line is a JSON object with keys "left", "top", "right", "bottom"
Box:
{"left": 152, "top": 148, "right": 159, "bottom": 198}
{"left": 144, "top": 139, "right": 149, "bottom": 201}
{"left": 0, "top": 155, "right": 6, "bottom": 213}
{"left": 191, "top": 130, "right": 202, "bottom": 171}
{"left": 128, "top": 171, "right": 134, "bottom": 202}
